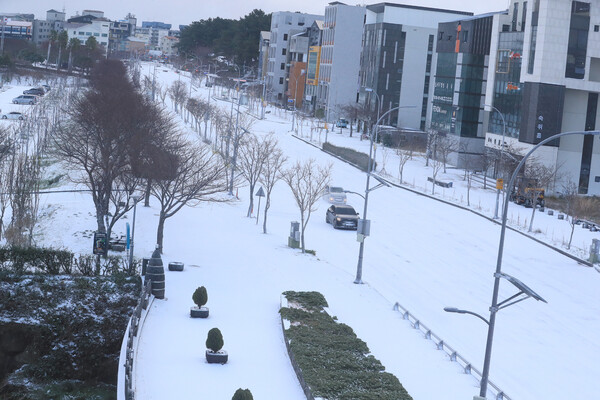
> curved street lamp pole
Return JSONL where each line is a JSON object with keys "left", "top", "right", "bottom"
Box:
{"left": 478, "top": 130, "right": 600, "bottom": 399}
{"left": 355, "top": 105, "right": 415, "bottom": 284}
{"left": 486, "top": 104, "right": 506, "bottom": 220}
{"left": 364, "top": 88, "right": 381, "bottom": 171}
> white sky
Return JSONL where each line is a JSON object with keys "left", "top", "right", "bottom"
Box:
{"left": 2, "top": 0, "right": 510, "bottom": 29}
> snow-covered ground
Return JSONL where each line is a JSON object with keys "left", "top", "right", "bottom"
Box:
{"left": 2, "top": 64, "right": 599, "bottom": 400}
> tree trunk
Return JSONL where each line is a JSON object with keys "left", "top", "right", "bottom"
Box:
{"left": 568, "top": 223, "right": 575, "bottom": 249}
{"left": 262, "top": 197, "right": 270, "bottom": 234}
{"left": 247, "top": 183, "right": 255, "bottom": 217}
{"left": 528, "top": 206, "right": 537, "bottom": 232}
{"left": 144, "top": 179, "right": 152, "bottom": 207}
{"left": 156, "top": 212, "right": 166, "bottom": 254}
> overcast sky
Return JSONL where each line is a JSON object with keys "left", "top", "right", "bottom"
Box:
{"left": 2, "top": 0, "right": 510, "bottom": 29}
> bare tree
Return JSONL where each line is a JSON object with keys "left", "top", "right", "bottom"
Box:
{"left": 53, "top": 60, "right": 172, "bottom": 234}
{"left": 436, "top": 134, "right": 458, "bottom": 173}
{"left": 425, "top": 152, "right": 444, "bottom": 195}
{"left": 395, "top": 146, "right": 411, "bottom": 184}
{"left": 169, "top": 80, "right": 188, "bottom": 114}
{"left": 259, "top": 135, "right": 287, "bottom": 234}
{"left": 151, "top": 141, "right": 227, "bottom": 253}
{"left": 239, "top": 134, "right": 270, "bottom": 217}
{"left": 282, "top": 159, "right": 331, "bottom": 252}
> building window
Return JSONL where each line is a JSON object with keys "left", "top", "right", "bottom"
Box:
{"left": 565, "top": 1, "right": 590, "bottom": 79}
{"left": 595, "top": 25, "right": 600, "bottom": 32}
{"left": 280, "top": 63, "right": 285, "bottom": 70}
{"left": 94, "top": 33, "right": 99, "bottom": 36}
{"left": 279, "top": 77, "right": 284, "bottom": 84}
{"left": 512, "top": 2, "right": 519, "bottom": 31}
{"left": 283, "top": 33, "right": 288, "bottom": 41}
{"left": 102, "top": 33, "right": 108, "bottom": 37}
{"left": 496, "top": 49, "right": 511, "bottom": 73}
{"left": 522, "top": 2, "right": 528, "bottom": 31}
{"left": 282, "top": 49, "right": 286, "bottom": 56}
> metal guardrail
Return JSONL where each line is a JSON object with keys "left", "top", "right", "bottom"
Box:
{"left": 393, "top": 302, "right": 511, "bottom": 400}
{"left": 123, "top": 280, "right": 153, "bottom": 400}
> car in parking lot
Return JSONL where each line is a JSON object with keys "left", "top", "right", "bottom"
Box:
{"left": 23, "top": 88, "right": 45, "bottom": 96}
{"left": 12, "top": 95, "right": 37, "bottom": 105}
{"left": 322, "top": 185, "right": 347, "bottom": 204}
{"left": 1, "top": 111, "right": 25, "bottom": 120}
{"left": 41, "top": 84, "right": 51, "bottom": 92}
{"left": 335, "top": 118, "right": 348, "bottom": 128}
{"left": 326, "top": 205, "right": 359, "bottom": 230}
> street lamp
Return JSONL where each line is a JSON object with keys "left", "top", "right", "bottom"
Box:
{"left": 128, "top": 195, "right": 143, "bottom": 271}
{"left": 364, "top": 88, "right": 383, "bottom": 171}
{"left": 469, "top": 130, "right": 599, "bottom": 400}
{"left": 354, "top": 105, "right": 414, "bottom": 284}
{"left": 485, "top": 104, "right": 506, "bottom": 220}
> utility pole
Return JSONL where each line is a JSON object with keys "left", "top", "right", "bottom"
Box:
{"left": 0, "top": 16, "right": 6, "bottom": 55}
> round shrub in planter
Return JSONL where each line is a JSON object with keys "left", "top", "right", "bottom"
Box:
{"left": 190, "top": 286, "right": 209, "bottom": 318}
{"left": 206, "top": 327, "right": 228, "bottom": 364}
{"left": 232, "top": 388, "right": 253, "bottom": 400}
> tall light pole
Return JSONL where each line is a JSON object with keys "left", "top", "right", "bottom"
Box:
{"left": 474, "top": 130, "right": 598, "bottom": 400}
{"left": 354, "top": 105, "right": 414, "bottom": 284}
{"left": 486, "top": 104, "right": 506, "bottom": 220}
{"left": 129, "top": 195, "right": 142, "bottom": 271}
{"left": 364, "top": 88, "right": 382, "bottom": 171}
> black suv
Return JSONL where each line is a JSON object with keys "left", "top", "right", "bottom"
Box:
{"left": 23, "top": 88, "right": 44, "bottom": 96}
{"left": 326, "top": 205, "right": 359, "bottom": 230}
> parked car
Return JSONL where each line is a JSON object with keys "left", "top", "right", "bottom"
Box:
{"left": 1, "top": 111, "right": 25, "bottom": 120}
{"left": 322, "top": 185, "right": 347, "bottom": 204}
{"left": 41, "top": 84, "right": 51, "bottom": 92}
{"left": 12, "top": 95, "right": 37, "bottom": 105}
{"left": 326, "top": 205, "right": 359, "bottom": 230}
{"left": 23, "top": 88, "right": 45, "bottom": 96}
{"left": 335, "top": 118, "right": 349, "bottom": 128}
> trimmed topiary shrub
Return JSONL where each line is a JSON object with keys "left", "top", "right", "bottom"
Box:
{"left": 206, "top": 328, "right": 224, "bottom": 353}
{"left": 192, "top": 286, "right": 208, "bottom": 308}
{"left": 232, "top": 388, "right": 253, "bottom": 400}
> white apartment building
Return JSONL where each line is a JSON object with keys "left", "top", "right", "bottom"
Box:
{"left": 482, "top": 0, "right": 600, "bottom": 194}
{"left": 266, "top": 11, "right": 322, "bottom": 104}
{"left": 64, "top": 18, "right": 110, "bottom": 56}
{"left": 316, "top": 2, "right": 366, "bottom": 123}
{"left": 159, "top": 35, "right": 179, "bottom": 56}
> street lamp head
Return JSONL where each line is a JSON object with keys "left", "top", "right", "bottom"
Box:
{"left": 444, "top": 307, "right": 466, "bottom": 314}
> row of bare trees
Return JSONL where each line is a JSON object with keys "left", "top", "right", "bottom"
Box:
{"left": 54, "top": 60, "right": 228, "bottom": 253}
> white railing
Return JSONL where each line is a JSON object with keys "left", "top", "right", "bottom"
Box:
{"left": 393, "top": 302, "right": 511, "bottom": 400}
{"left": 118, "top": 280, "right": 153, "bottom": 400}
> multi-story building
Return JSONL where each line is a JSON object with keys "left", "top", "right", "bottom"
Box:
{"left": 304, "top": 20, "right": 324, "bottom": 114}
{"left": 487, "top": 0, "right": 600, "bottom": 194}
{"left": 142, "top": 21, "right": 171, "bottom": 30}
{"left": 64, "top": 17, "right": 110, "bottom": 56}
{"left": 360, "top": 3, "right": 472, "bottom": 131}
{"left": 0, "top": 16, "right": 33, "bottom": 41}
{"left": 430, "top": 11, "right": 498, "bottom": 167}
{"left": 316, "top": 2, "right": 366, "bottom": 123}
{"left": 287, "top": 31, "right": 309, "bottom": 109}
{"left": 258, "top": 31, "right": 270, "bottom": 81}
{"left": 159, "top": 35, "right": 179, "bottom": 56}
{"left": 266, "top": 11, "right": 322, "bottom": 104}
{"left": 431, "top": 0, "right": 600, "bottom": 195}
{"left": 33, "top": 9, "right": 65, "bottom": 46}
{"left": 108, "top": 14, "right": 137, "bottom": 58}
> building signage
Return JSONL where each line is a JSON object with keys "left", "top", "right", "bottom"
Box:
{"left": 306, "top": 46, "right": 321, "bottom": 86}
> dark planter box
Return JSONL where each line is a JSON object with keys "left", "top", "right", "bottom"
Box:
{"left": 190, "top": 306, "right": 209, "bottom": 318}
{"left": 206, "top": 350, "right": 228, "bottom": 364}
{"left": 168, "top": 262, "right": 184, "bottom": 271}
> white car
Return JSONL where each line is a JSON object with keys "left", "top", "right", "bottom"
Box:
{"left": 1, "top": 111, "right": 25, "bottom": 120}
{"left": 322, "top": 185, "right": 347, "bottom": 204}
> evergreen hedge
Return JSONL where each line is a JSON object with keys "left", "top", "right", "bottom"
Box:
{"left": 322, "top": 142, "right": 376, "bottom": 172}
{"left": 281, "top": 291, "right": 413, "bottom": 400}
{"left": 0, "top": 246, "right": 138, "bottom": 276}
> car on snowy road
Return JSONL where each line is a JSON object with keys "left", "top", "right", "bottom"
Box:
{"left": 322, "top": 185, "right": 347, "bottom": 204}
{"left": 325, "top": 205, "right": 359, "bottom": 230}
